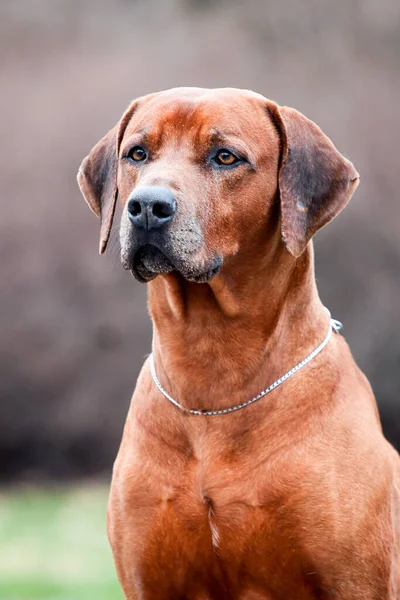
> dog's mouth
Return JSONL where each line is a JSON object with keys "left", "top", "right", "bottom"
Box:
{"left": 132, "top": 245, "right": 174, "bottom": 282}
{"left": 129, "top": 244, "right": 222, "bottom": 283}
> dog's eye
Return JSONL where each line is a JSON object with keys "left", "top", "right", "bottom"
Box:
{"left": 213, "top": 149, "right": 241, "bottom": 167}
{"left": 128, "top": 146, "right": 147, "bottom": 162}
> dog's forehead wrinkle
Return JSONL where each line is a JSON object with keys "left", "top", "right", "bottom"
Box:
{"left": 209, "top": 127, "right": 242, "bottom": 138}
{"left": 133, "top": 127, "right": 151, "bottom": 138}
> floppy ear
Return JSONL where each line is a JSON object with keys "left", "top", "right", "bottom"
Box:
{"left": 267, "top": 103, "right": 359, "bottom": 257}
{"left": 77, "top": 102, "right": 137, "bottom": 254}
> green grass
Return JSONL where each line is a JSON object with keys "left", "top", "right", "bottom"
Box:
{"left": 0, "top": 484, "right": 123, "bottom": 600}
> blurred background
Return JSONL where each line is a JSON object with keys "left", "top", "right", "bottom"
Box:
{"left": 1, "top": 0, "right": 399, "bottom": 598}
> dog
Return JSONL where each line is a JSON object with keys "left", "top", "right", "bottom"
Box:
{"left": 78, "top": 87, "right": 400, "bottom": 599}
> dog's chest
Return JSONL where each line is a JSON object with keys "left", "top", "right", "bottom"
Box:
{"left": 109, "top": 419, "right": 331, "bottom": 599}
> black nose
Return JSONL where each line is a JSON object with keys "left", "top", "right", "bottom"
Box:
{"left": 127, "top": 186, "right": 177, "bottom": 230}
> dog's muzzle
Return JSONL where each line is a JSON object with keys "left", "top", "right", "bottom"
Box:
{"left": 121, "top": 185, "right": 222, "bottom": 283}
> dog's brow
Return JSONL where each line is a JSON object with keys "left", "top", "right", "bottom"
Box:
{"left": 208, "top": 129, "right": 250, "bottom": 152}
{"left": 132, "top": 128, "right": 152, "bottom": 141}
{"left": 133, "top": 128, "right": 149, "bottom": 136}
{"left": 209, "top": 128, "right": 242, "bottom": 142}
{"left": 208, "top": 129, "right": 255, "bottom": 166}
{"left": 120, "top": 130, "right": 152, "bottom": 153}
{"left": 131, "top": 127, "right": 154, "bottom": 140}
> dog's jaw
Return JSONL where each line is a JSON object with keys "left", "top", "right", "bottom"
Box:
{"left": 130, "top": 245, "right": 174, "bottom": 282}
{"left": 123, "top": 244, "right": 223, "bottom": 283}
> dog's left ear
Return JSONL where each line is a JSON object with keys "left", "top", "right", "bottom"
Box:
{"left": 77, "top": 102, "right": 137, "bottom": 254}
{"left": 267, "top": 103, "right": 359, "bottom": 257}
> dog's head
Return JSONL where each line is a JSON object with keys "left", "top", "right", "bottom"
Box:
{"left": 78, "top": 87, "right": 359, "bottom": 282}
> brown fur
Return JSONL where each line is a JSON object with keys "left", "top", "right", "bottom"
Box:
{"left": 78, "top": 88, "right": 400, "bottom": 599}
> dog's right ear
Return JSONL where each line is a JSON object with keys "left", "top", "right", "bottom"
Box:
{"left": 77, "top": 102, "right": 137, "bottom": 254}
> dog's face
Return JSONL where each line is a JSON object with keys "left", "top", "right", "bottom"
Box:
{"left": 117, "top": 88, "right": 281, "bottom": 282}
{"left": 78, "top": 87, "right": 359, "bottom": 282}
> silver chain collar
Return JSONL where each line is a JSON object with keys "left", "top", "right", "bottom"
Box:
{"left": 150, "top": 308, "right": 342, "bottom": 417}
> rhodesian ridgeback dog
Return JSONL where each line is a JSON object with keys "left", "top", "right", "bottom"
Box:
{"left": 78, "top": 88, "right": 400, "bottom": 599}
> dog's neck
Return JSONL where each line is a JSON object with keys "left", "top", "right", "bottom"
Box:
{"left": 148, "top": 243, "right": 328, "bottom": 412}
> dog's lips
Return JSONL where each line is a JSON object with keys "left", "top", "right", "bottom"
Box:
{"left": 128, "top": 244, "right": 222, "bottom": 283}
{"left": 182, "top": 257, "right": 222, "bottom": 283}
{"left": 131, "top": 245, "right": 174, "bottom": 282}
